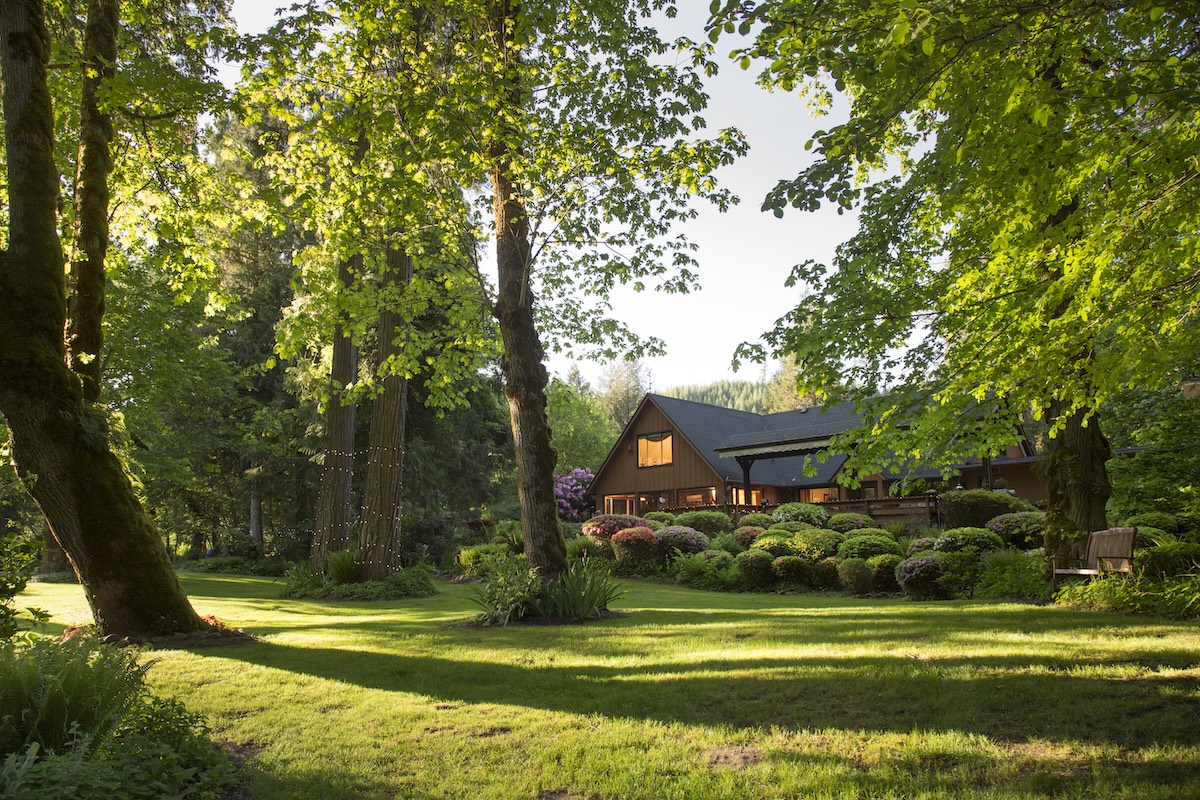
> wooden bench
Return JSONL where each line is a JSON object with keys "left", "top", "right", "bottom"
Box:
{"left": 1052, "top": 527, "right": 1136, "bottom": 589}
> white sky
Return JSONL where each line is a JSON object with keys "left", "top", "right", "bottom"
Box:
{"left": 228, "top": 1, "right": 857, "bottom": 391}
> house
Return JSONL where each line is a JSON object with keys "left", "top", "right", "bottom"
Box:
{"left": 587, "top": 393, "right": 1045, "bottom": 516}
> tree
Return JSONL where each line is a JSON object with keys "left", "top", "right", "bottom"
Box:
{"left": 546, "top": 379, "right": 618, "bottom": 473}
{"left": 719, "top": 1, "right": 1200, "bottom": 547}
{"left": 0, "top": 0, "right": 216, "bottom": 636}
{"left": 596, "top": 361, "right": 651, "bottom": 430}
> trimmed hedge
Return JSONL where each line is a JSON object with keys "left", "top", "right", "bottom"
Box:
{"left": 772, "top": 555, "right": 811, "bottom": 584}
{"left": 932, "top": 527, "right": 1005, "bottom": 553}
{"left": 867, "top": 553, "right": 902, "bottom": 592}
{"left": 828, "top": 512, "right": 877, "bottom": 533}
{"left": 986, "top": 511, "right": 1046, "bottom": 549}
{"left": 612, "top": 527, "right": 658, "bottom": 562}
{"left": 794, "top": 529, "right": 844, "bottom": 560}
{"left": 674, "top": 510, "right": 733, "bottom": 535}
{"left": 735, "top": 549, "right": 775, "bottom": 589}
{"left": 838, "top": 558, "right": 873, "bottom": 594}
{"left": 939, "top": 489, "right": 1035, "bottom": 529}
{"left": 837, "top": 534, "right": 904, "bottom": 560}
{"left": 736, "top": 512, "right": 775, "bottom": 528}
{"left": 772, "top": 502, "right": 829, "bottom": 526}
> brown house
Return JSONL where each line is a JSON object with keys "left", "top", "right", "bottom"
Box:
{"left": 588, "top": 393, "right": 1045, "bottom": 516}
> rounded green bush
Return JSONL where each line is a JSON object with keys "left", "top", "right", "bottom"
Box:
{"left": 867, "top": 553, "right": 902, "bottom": 592}
{"left": 837, "top": 534, "right": 903, "bottom": 560}
{"left": 837, "top": 557, "right": 874, "bottom": 595}
{"left": 772, "top": 502, "right": 829, "bottom": 527}
{"left": 735, "top": 549, "right": 776, "bottom": 590}
{"left": 643, "top": 511, "right": 677, "bottom": 525}
{"left": 737, "top": 512, "right": 775, "bottom": 528}
{"left": 582, "top": 514, "right": 648, "bottom": 557}
{"left": 1139, "top": 541, "right": 1200, "bottom": 578}
{"left": 767, "top": 520, "right": 817, "bottom": 533}
{"left": 793, "top": 528, "right": 844, "bottom": 560}
{"left": 709, "top": 533, "right": 743, "bottom": 556}
{"left": 734, "top": 526, "right": 764, "bottom": 547}
{"left": 897, "top": 553, "right": 949, "bottom": 600}
{"left": 1123, "top": 511, "right": 1185, "bottom": 536}
{"left": 932, "top": 527, "right": 1005, "bottom": 553}
{"left": 810, "top": 556, "right": 841, "bottom": 590}
{"left": 751, "top": 531, "right": 800, "bottom": 557}
{"left": 611, "top": 527, "right": 659, "bottom": 563}
{"left": 701, "top": 549, "right": 735, "bottom": 569}
{"left": 906, "top": 537, "right": 936, "bottom": 557}
{"left": 986, "top": 511, "right": 1046, "bottom": 549}
{"left": 656, "top": 526, "right": 711, "bottom": 557}
{"left": 938, "top": 489, "right": 1035, "bottom": 528}
{"left": 772, "top": 555, "right": 811, "bottom": 584}
{"left": 674, "top": 510, "right": 734, "bottom": 535}
{"left": 828, "top": 512, "right": 877, "bottom": 533}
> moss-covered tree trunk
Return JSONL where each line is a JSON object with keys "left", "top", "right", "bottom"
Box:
{"left": 358, "top": 247, "right": 413, "bottom": 580}
{"left": 1043, "top": 401, "right": 1112, "bottom": 559}
{"left": 0, "top": 0, "right": 202, "bottom": 637}
{"left": 311, "top": 254, "right": 361, "bottom": 565}
{"left": 486, "top": 0, "right": 566, "bottom": 579}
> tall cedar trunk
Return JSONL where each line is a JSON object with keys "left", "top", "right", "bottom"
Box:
{"left": 358, "top": 248, "right": 414, "bottom": 580}
{"left": 311, "top": 254, "right": 360, "bottom": 565}
{"left": 65, "top": 0, "right": 117, "bottom": 403}
{"left": 249, "top": 486, "right": 263, "bottom": 550}
{"left": 1043, "top": 401, "right": 1112, "bottom": 559}
{"left": 0, "top": 0, "right": 202, "bottom": 637}
{"left": 487, "top": 1, "right": 566, "bottom": 578}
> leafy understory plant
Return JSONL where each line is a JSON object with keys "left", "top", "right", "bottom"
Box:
{"left": 471, "top": 555, "right": 623, "bottom": 626}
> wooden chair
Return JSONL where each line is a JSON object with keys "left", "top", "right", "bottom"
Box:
{"left": 1052, "top": 527, "right": 1137, "bottom": 589}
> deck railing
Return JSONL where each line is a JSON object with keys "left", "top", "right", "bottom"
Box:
{"left": 659, "top": 496, "right": 938, "bottom": 529}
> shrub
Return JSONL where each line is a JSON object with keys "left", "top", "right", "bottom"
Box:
{"left": 491, "top": 520, "right": 524, "bottom": 553}
{"left": 643, "top": 511, "right": 676, "bottom": 524}
{"left": 735, "top": 549, "right": 775, "bottom": 590}
{"left": 317, "top": 567, "right": 438, "bottom": 601}
{"left": 737, "top": 512, "right": 775, "bottom": 528}
{"left": 644, "top": 519, "right": 667, "bottom": 531}
{"left": 939, "top": 489, "right": 1035, "bottom": 529}
{"left": 867, "top": 554, "right": 902, "bottom": 592}
{"left": 851, "top": 527, "right": 895, "bottom": 539}
{"left": 935, "top": 549, "right": 987, "bottom": 598}
{"left": 810, "top": 557, "right": 841, "bottom": 590}
{"left": 218, "top": 529, "right": 262, "bottom": 560}
{"left": 553, "top": 468, "right": 594, "bottom": 521}
{"left": 457, "top": 543, "right": 510, "bottom": 577}
{"left": 1138, "top": 542, "right": 1200, "bottom": 579}
{"left": 906, "top": 537, "right": 936, "bottom": 557}
{"left": 975, "top": 549, "right": 1051, "bottom": 601}
{"left": 566, "top": 536, "right": 604, "bottom": 563}
{"left": 1134, "top": 526, "right": 1170, "bottom": 547}
{"left": 734, "top": 527, "right": 764, "bottom": 548}
{"left": 773, "top": 502, "right": 829, "bottom": 527}
{"left": 656, "top": 526, "right": 711, "bottom": 558}
{"left": 710, "top": 533, "right": 743, "bottom": 556}
{"left": 527, "top": 560, "right": 624, "bottom": 621}
{"left": 674, "top": 510, "right": 733, "bottom": 535}
{"left": 793, "top": 529, "right": 844, "bottom": 560}
{"left": 838, "top": 558, "right": 874, "bottom": 594}
{"left": 470, "top": 554, "right": 540, "bottom": 625}
{"left": 828, "top": 512, "right": 877, "bottom": 533}
{"left": 1123, "top": 511, "right": 1184, "bottom": 536}
{"left": 611, "top": 527, "right": 659, "bottom": 563}
{"left": 987, "top": 511, "right": 1046, "bottom": 549}
{"left": 582, "top": 514, "right": 648, "bottom": 557}
{"left": 767, "top": 521, "right": 817, "bottom": 533}
{"left": 751, "top": 531, "right": 800, "bottom": 558}
{"left": 1056, "top": 573, "right": 1200, "bottom": 619}
{"left": 932, "top": 527, "right": 1005, "bottom": 553}
{"left": 897, "top": 554, "right": 949, "bottom": 600}
{"left": 560, "top": 521, "right": 583, "bottom": 540}
{"left": 772, "top": 555, "right": 811, "bottom": 584}
{"left": 674, "top": 551, "right": 741, "bottom": 591}
{"left": 837, "top": 534, "right": 903, "bottom": 561}
{"left": 325, "top": 549, "right": 360, "bottom": 584}
{"left": 280, "top": 562, "right": 326, "bottom": 597}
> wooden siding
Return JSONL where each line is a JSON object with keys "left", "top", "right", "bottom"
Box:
{"left": 591, "top": 402, "right": 729, "bottom": 505}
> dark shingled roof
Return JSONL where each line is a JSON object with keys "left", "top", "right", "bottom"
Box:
{"left": 647, "top": 394, "right": 863, "bottom": 488}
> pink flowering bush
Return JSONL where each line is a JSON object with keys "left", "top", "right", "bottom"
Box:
{"left": 553, "top": 468, "right": 594, "bottom": 521}
{"left": 656, "top": 526, "right": 710, "bottom": 558}
{"left": 733, "top": 526, "right": 764, "bottom": 548}
{"left": 612, "top": 527, "right": 658, "bottom": 562}
{"left": 582, "top": 514, "right": 647, "bottom": 557}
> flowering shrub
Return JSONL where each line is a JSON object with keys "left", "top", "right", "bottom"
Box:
{"left": 838, "top": 558, "right": 874, "bottom": 594}
{"left": 906, "top": 537, "right": 936, "bottom": 557}
{"left": 987, "top": 511, "right": 1046, "bottom": 549}
{"left": 793, "top": 529, "right": 844, "bottom": 560}
{"left": 611, "top": 527, "right": 659, "bottom": 563}
{"left": 932, "top": 527, "right": 1005, "bottom": 553}
{"left": 674, "top": 510, "right": 733, "bottom": 535}
{"left": 582, "top": 514, "right": 647, "bottom": 557}
{"left": 735, "top": 549, "right": 775, "bottom": 589}
{"left": 828, "top": 513, "right": 877, "bottom": 533}
{"left": 772, "top": 555, "right": 811, "bottom": 584}
{"left": 897, "top": 554, "right": 949, "bottom": 600}
{"left": 772, "top": 502, "right": 829, "bottom": 527}
{"left": 837, "top": 534, "right": 903, "bottom": 560}
{"left": 657, "top": 526, "right": 710, "bottom": 557}
{"left": 737, "top": 512, "right": 775, "bottom": 528}
{"left": 553, "top": 468, "right": 594, "bottom": 521}
{"left": 733, "top": 526, "right": 764, "bottom": 548}
{"left": 867, "top": 553, "right": 902, "bottom": 592}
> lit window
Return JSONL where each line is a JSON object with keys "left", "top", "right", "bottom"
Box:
{"left": 637, "top": 431, "right": 673, "bottom": 467}
{"left": 605, "top": 495, "right": 635, "bottom": 514}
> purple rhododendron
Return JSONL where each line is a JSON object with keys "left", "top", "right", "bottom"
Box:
{"left": 553, "top": 468, "right": 594, "bottom": 521}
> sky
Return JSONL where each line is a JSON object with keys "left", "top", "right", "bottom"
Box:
{"left": 227, "top": 2, "right": 858, "bottom": 391}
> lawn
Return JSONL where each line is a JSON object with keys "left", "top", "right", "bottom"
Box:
{"left": 22, "top": 575, "right": 1200, "bottom": 799}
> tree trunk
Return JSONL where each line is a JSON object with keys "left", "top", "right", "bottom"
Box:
{"left": 0, "top": 0, "right": 202, "bottom": 638}
{"left": 37, "top": 519, "right": 71, "bottom": 575}
{"left": 485, "top": 3, "right": 566, "bottom": 578}
{"left": 65, "top": 0, "right": 118, "bottom": 403}
{"left": 311, "top": 254, "right": 361, "bottom": 565}
{"left": 358, "top": 248, "right": 413, "bottom": 580}
{"left": 1042, "top": 401, "right": 1112, "bottom": 559}
{"left": 249, "top": 486, "right": 264, "bottom": 551}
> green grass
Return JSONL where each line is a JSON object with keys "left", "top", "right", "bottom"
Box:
{"left": 21, "top": 575, "right": 1200, "bottom": 799}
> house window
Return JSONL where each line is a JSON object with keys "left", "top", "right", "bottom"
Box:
{"left": 637, "top": 431, "right": 673, "bottom": 467}
{"left": 730, "top": 487, "right": 762, "bottom": 506}
{"left": 605, "top": 494, "right": 635, "bottom": 514}
{"left": 638, "top": 492, "right": 671, "bottom": 514}
{"left": 680, "top": 487, "right": 716, "bottom": 507}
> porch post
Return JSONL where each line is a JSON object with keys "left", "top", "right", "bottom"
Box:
{"left": 736, "top": 455, "right": 754, "bottom": 507}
